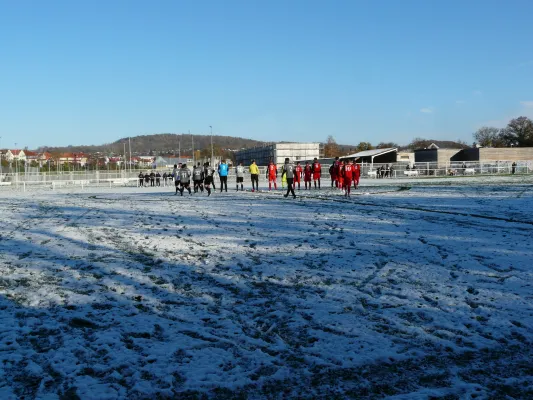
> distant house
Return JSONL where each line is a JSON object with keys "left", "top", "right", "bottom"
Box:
{"left": 25, "top": 151, "right": 39, "bottom": 164}
{"left": 138, "top": 156, "right": 155, "bottom": 167}
{"left": 57, "top": 153, "right": 88, "bottom": 166}
{"left": 5, "top": 150, "right": 26, "bottom": 162}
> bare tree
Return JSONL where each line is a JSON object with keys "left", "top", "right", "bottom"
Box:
{"left": 355, "top": 142, "right": 374, "bottom": 152}
{"left": 473, "top": 127, "right": 505, "bottom": 147}
{"left": 376, "top": 142, "right": 398, "bottom": 149}
{"left": 324, "top": 135, "right": 341, "bottom": 157}
{"left": 408, "top": 138, "right": 432, "bottom": 150}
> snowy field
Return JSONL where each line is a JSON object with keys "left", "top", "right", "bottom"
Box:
{"left": 1, "top": 175, "right": 532, "bottom": 399}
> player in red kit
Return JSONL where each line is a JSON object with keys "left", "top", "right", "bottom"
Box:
{"left": 294, "top": 161, "right": 303, "bottom": 190}
{"left": 353, "top": 160, "right": 361, "bottom": 189}
{"left": 338, "top": 160, "right": 345, "bottom": 193}
{"left": 329, "top": 157, "right": 340, "bottom": 188}
{"left": 266, "top": 160, "right": 278, "bottom": 190}
{"left": 303, "top": 161, "right": 312, "bottom": 190}
{"left": 312, "top": 158, "right": 322, "bottom": 189}
{"left": 342, "top": 159, "right": 355, "bottom": 197}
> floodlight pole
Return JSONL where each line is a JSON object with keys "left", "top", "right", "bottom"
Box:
{"left": 190, "top": 130, "right": 194, "bottom": 165}
{"left": 129, "top": 137, "right": 132, "bottom": 174}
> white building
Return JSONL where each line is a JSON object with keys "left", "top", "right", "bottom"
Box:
{"left": 5, "top": 150, "right": 26, "bottom": 162}
{"left": 235, "top": 143, "right": 321, "bottom": 166}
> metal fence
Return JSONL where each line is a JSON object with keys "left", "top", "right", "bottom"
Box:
{"left": 1, "top": 161, "right": 532, "bottom": 191}
{"left": 360, "top": 160, "right": 533, "bottom": 178}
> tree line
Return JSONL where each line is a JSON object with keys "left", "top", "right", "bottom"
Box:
{"left": 473, "top": 116, "right": 533, "bottom": 148}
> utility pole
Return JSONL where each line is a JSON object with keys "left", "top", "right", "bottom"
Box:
{"left": 210, "top": 125, "right": 213, "bottom": 166}
{"left": 123, "top": 142, "right": 126, "bottom": 174}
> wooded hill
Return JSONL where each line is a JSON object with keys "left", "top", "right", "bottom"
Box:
{"left": 37, "top": 134, "right": 268, "bottom": 155}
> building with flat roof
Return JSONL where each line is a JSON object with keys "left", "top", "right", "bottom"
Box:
{"left": 235, "top": 143, "right": 321, "bottom": 166}
{"left": 414, "top": 148, "right": 462, "bottom": 166}
{"left": 340, "top": 148, "right": 398, "bottom": 165}
{"left": 451, "top": 147, "right": 533, "bottom": 162}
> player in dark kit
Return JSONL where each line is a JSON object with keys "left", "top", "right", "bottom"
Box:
{"left": 312, "top": 158, "right": 322, "bottom": 189}
{"left": 178, "top": 164, "right": 192, "bottom": 196}
{"left": 281, "top": 158, "right": 296, "bottom": 199}
{"left": 192, "top": 162, "right": 204, "bottom": 193}
{"left": 303, "top": 161, "right": 312, "bottom": 190}
{"left": 203, "top": 162, "right": 215, "bottom": 196}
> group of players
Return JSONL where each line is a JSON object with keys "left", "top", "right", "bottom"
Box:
{"left": 142, "top": 156, "right": 361, "bottom": 198}
{"left": 328, "top": 156, "right": 361, "bottom": 196}
{"left": 264, "top": 156, "right": 361, "bottom": 197}
{"left": 171, "top": 161, "right": 224, "bottom": 196}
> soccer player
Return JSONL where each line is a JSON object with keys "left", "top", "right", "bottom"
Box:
{"left": 172, "top": 164, "right": 180, "bottom": 195}
{"left": 192, "top": 162, "right": 204, "bottom": 193}
{"left": 294, "top": 161, "right": 303, "bottom": 190}
{"left": 342, "top": 159, "right": 355, "bottom": 197}
{"left": 338, "top": 161, "right": 345, "bottom": 194}
{"left": 281, "top": 158, "right": 296, "bottom": 199}
{"left": 236, "top": 162, "right": 245, "bottom": 191}
{"left": 353, "top": 160, "right": 361, "bottom": 189}
{"left": 266, "top": 160, "right": 278, "bottom": 191}
{"left": 178, "top": 164, "right": 192, "bottom": 196}
{"left": 249, "top": 159, "right": 259, "bottom": 192}
{"left": 330, "top": 156, "right": 340, "bottom": 188}
{"left": 203, "top": 162, "right": 215, "bottom": 196}
{"left": 312, "top": 158, "right": 322, "bottom": 189}
{"left": 303, "top": 161, "right": 312, "bottom": 190}
{"left": 218, "top": 160, "right": 229, "bottom": 192}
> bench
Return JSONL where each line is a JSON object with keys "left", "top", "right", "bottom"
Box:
{"left": 404, "top": 170, "right": 419, "bottom": 176}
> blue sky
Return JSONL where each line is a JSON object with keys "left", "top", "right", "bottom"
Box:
{"left": 1, "top": 0, "right": 533, "bottom": 149}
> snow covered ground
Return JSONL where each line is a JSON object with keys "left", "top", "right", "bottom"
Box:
{"left": 0, "top": 175, "right": 532, "bottom": 399}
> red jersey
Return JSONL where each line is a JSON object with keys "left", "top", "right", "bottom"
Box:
{"left": 343, "top": 164, "right": 354, "bottom": 180}
{"left": 304, "top": 165, "right": 312, "bottom": 180}
{"left": 312, "top": 162, "right": 321, "bottom": 178}
{"left": 268, "top": 164, "right": 277, "bottom": 177}
{"left": 295, "top": 165, "right": 303, "bottom": 181}
{"left": 354, "top": 164, "right": 361, "bottom": 179}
